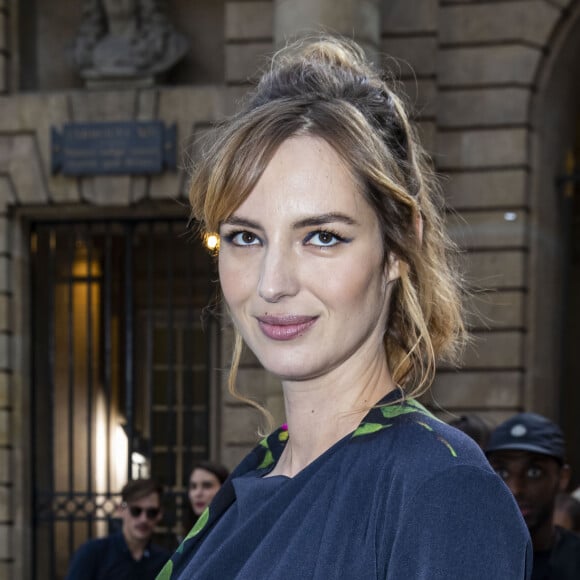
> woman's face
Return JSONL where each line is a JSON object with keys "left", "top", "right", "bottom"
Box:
{"left": 188, "top": 468, "right": 222, "bottom": 516}
{"left": 218, "top": 135, "right": 398, "bottom": 382}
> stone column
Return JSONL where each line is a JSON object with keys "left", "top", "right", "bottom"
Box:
{"left": 274, "top": 0, "right": 380, "bottom": 57}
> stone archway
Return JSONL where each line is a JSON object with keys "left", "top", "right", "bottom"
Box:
{"left": 528, "top": 0, "right": 580, "bottom": 482}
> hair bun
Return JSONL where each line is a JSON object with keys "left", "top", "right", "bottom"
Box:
{"left": 274, "top": 36, "right": 372, "bottom": 77}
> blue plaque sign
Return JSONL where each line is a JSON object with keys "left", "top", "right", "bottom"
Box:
{"left": 51, "top": 121, "right": 177, "bottom": 176}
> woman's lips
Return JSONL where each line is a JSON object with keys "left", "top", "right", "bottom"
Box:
{"left": 257, "top": 315, "right": 317, "bottom": 341}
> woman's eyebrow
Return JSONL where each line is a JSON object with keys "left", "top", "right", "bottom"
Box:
{"left": 293, "top": 213, "right": 358, "bottom": 229}
{"left": 221, "top": 216, "right": 263, "bottom": 230}
{"left": 222, "top": 213, "right": 357, "bottom": 229}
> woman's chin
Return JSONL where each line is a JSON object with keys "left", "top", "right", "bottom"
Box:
{"left": 260, "top": 360, "right": 322, "bottom": 383}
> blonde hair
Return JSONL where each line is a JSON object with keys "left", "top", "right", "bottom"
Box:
{"left": 189, "top": 36, "right": 466, "bottom": 424}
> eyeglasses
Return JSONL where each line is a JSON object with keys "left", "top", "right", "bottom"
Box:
{"left": 123, "top": 503, "right": 161, "bottom": 520}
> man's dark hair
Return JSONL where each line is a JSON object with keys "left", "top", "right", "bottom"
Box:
{"left": 121, "top": 478, "right": 163, "bottom": 503}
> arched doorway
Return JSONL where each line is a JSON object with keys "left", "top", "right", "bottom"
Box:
{"left": 530, "top": 0, "right": 580, "bottom": 486}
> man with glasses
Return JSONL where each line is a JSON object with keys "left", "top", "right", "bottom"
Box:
{"left": 66, "top": 479, "right": 170, "bottom": 579}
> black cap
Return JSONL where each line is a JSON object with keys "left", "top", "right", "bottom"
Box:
{"left": 485, "top": 413, "right": 566, "bottom": 462}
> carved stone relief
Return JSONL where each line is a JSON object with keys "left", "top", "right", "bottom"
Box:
{"left": 72, "top": 0, "right": 189, "bottom": 84}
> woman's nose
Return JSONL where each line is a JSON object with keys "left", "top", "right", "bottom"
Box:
{"left": 258, "top": 244, "right": 299, "bottom": 303}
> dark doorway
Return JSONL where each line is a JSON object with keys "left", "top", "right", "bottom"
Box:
{"left": 30, "top": 218, "right": 218, "bottom": 579}
{"left": 559, "top": 153, "right": 580, "bottom": 490}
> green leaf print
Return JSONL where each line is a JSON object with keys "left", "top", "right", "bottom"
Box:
{"left": 258, "top": 449, "right": 274, "bottom": 469}
{"left": 155, "top": 559, "right": 173, "bottom": 580}
{"left": 352, "top": 422, "right": 391, "bottom": 437}
{"left": 380, "top": 399, "right": 439, "bottom": 421}
{"left": 380, "top": 404, "right": 419, "bottom": 419}
{"left": 180, "top": 506, "right": 210, "bottom": 547}
{"left": 405, "top": 398, "right": 441, "bottom": 421}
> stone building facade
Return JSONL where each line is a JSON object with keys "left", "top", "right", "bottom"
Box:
{"left": 0, "top": 0, "right": 579, "bottom": 578}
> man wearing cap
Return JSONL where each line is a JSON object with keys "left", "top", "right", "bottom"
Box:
{"left": 486, "top": 413, "right": 580, "bottom": 580}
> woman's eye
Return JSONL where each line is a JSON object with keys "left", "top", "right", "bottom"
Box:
{"left": 227, "top": 231, "right": 261, "bottom": 246}
{"left": 306, "top": 231, "right": 343, "bottom": 247}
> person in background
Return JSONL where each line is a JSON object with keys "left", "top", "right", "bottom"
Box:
{"left": 448, "top": 413, "right": 491, "bottom": 449}
{"left": 553, "top": 493, "right": 580, "bottom": 534}
{"left": 66, "top": 478, "right": 170, "bottom": 580}
{"left": 486, "top": 413, "right": 580, "bottom": 579}
{"left": 187, "top": 461, "right": 229, "bottom": 526}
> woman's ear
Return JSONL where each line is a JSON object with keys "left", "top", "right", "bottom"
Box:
{"left": 384, "top": 252, "right": 400, "bottom": 285}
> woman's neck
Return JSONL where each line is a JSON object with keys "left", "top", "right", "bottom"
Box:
{"left": 268, "top": 354, "right": 395, "bottom": 478}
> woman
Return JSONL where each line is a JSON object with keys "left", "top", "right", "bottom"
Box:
{"left": 186, "top": 462, "right": 229, "bottom": 525}
{"left": 158, "top": 36, "right": 531, "bottom": 579}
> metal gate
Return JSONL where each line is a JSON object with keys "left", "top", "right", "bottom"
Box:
{"left": 30, "top": 218, "right": 218, "bottom": 580}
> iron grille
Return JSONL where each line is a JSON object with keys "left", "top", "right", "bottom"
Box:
{"left": 30, "top": 218, "right": 218, "bottom": 580}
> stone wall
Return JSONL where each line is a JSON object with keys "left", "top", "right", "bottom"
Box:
{"left": 432, "top": 0, "right": 573, "bottom": 426}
